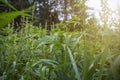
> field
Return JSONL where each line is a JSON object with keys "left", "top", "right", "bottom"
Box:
{"left": 0, "top": 23, "right": 120, "bottom": 80}
{"left": 1, "top": 0, "right": 120, "bottom": 80}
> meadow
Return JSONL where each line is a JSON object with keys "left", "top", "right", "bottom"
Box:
{"left": 1, "top": 0, "right": 120, "bottom": 80}
{"left": 0, "top": 23, "right": 120, "bottom": 80}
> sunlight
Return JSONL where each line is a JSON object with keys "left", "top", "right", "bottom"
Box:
{"left": 108, "top": 0, "right": 119, "bottom": 11}
{"left": 86, "top": 0, "right": 120, "bottom": 12}
{"left": 87, "top": 0, "right": 120, "bottom": 26}
{"left": 87, "top": 0, "right": 119, "bottom": 12}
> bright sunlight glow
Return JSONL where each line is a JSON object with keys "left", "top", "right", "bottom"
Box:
{"left": 87, "top": 0, "right": 120, "bottom": 27}
{"left": 108, "top": 0, "right": 119, "bottom": 11}
{"left": 88, "top": 0, "right": 120, "bottom": 11}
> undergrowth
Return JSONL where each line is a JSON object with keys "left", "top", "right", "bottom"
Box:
{"left": 0, "top": 24, "right": 120, "bottom": 80}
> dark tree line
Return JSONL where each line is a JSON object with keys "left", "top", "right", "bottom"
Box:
{"left": 0, "top": 0, "right": 89, "bottom": 31}
{"left": 33, "top": 0, "right": 60, "bottom": 30}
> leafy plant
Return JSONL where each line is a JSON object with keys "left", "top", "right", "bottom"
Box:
{"left": 0, "top": 0, "right": 30, "bottom": 28}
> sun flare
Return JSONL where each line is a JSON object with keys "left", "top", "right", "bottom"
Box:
{"left": 87, "top": 0, "right": 120, "bottom": 26}
{"left": 108, "top": 0, "right": 119, "bottom": 11}
{"left": 87, "top": 0, "right": 120, "bottom": 12}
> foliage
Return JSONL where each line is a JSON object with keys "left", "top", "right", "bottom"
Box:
{"left": 1, "top": 0, "right": 120, "bottom": 80}
{"left": 0, "top": 23, "right": 120, "bottom": 80}
{"left": 0, "top": 0, "right": 31, "bottom": 28}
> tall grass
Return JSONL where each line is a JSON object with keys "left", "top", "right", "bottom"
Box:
{"left": 0, "top": 23, "right": 120, "bottom": 80}
{"left": 1, "top": 0, "right": 120, "bottom": 79}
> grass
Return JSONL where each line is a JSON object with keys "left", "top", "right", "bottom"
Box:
{"left": 0, "top": 23, "right": 120, "bottom": 80}
{"left": 1, "top": 0, "right": 120, "bottom": 79}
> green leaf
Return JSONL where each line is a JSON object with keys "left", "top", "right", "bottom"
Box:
{"left": 67, "top": 47, "right": 81, "bottom": 80}
{"left": 32, "top": 59, "right": 58, "bottom": 68}
{"left": 0, "top": 0, "right": 17, "bottom": 11}
{"left": 0, "top": 11, "right": 30, "bottom": 28}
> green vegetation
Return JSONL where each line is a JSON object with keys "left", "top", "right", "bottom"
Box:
{"left": 0, "top": 24, "right": 120, "bottom": 80}
{"left": 1, "top": 0, "right": 120, "bottom": 80}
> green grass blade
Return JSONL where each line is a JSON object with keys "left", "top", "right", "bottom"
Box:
{"left": 67, "top": 47, "right": 81, "bottom": 80}
{"left": 0, "top": 0, "right": 17, "bottom": 11}
{"left": 0, "top": 11, "right": 30, "bottom": 28}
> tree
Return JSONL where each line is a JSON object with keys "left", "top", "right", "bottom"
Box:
{"left": 63, "top": 0, "right": 89, "bottom": 31}
{"left": 33, "top": 0, "right": 60, "bottom": 30}
{"left": 1, "top": 0, "right": 91, "bottom": 31}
